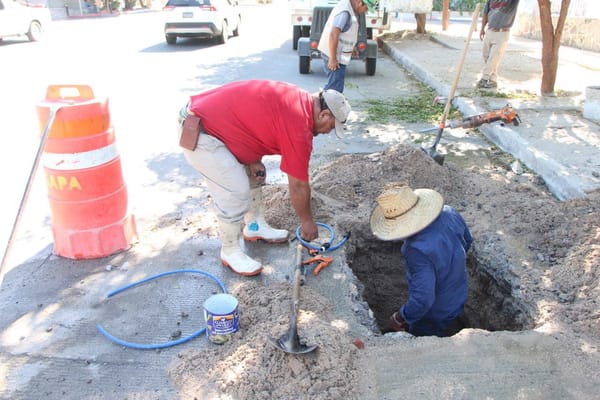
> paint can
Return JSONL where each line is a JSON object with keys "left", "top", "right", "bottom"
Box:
{"left": 203, "top": 293, "right": 239, "bottom": 345}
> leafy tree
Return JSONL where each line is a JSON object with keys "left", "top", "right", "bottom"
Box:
{"left": 538, "top": 0, "right": 571, "bottom": 95}
{"left": 433, "top": 0, "right": 479, "bottom": 12}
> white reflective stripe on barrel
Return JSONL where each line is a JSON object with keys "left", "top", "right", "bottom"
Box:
{"left": 42, "top": 143, "right": 119, "bottom": 171}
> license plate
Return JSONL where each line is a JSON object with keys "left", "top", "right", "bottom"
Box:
{"left": 182, "top": 12, "right": 193, "bottom": 18}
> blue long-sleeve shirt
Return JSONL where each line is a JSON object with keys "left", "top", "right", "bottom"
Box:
{"left": 399, "top": 205, "right": 473, "bottom": 325}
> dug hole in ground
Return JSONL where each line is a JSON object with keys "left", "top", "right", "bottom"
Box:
{"left": 168, "top": 144, "right": 600, "bottom": 400}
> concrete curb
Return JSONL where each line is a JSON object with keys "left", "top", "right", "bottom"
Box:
{"left": 382, "top": 39, "right": 595, "bottom": 201}
{"left": 451, "top": 97, "right": 587, "bottom": 200}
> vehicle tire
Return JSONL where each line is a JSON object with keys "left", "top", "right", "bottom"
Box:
{"left": 166, "top": 34, "right": 177, "bottom": 45}
{"left": 26, "top": 21, "right": 43, "bottom": 42}
{"left": 233, "top": 17, "right": 240, "bottom": 37}
{"left": 299, "top": 56, "right": 310, "bottom": 74}
{"left": 218, "top": 20, "right": 228, "bottom": 44}
{"left": 366, "top": 57, "right": 376, "bottom": 76}
{"left": 293, "top": 26, "right": 301, "bottom": 50}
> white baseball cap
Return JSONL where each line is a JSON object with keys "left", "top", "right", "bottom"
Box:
{"left": 322, "top": 89, "right": 351, "bottom": 138}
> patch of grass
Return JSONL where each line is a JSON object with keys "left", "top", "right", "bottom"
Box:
{"left": 549, "top": 89, "right": 580, "bottom": 98}
{"left": 480, "top": 88, "right": 579, "bottom": 99}
{"left": 412, "top": 136, "right": 428, "bottom": 145}
{"left": 365, "top": 84, "right": 460, "bottom": 124}
{"left": 477, "top": 89, "right": 538, "bottom": 99}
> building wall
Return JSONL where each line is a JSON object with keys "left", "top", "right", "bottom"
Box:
{"left": 384, "top": 0, "right": 433, "bottom": 14}
{"left": 515, "top": 0, "right": 600, "bottom": 52}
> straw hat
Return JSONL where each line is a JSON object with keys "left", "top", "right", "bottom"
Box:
{"left": 370, "top": 184, "right": 444, "bottom": 241}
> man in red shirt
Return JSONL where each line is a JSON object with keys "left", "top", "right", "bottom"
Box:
{"left": 178, "top": 80, "right": 351, "bottom": 276}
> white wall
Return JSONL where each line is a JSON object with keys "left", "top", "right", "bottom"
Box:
{"left": 383, "top": 0, "right": 432, "bottom": 14}
{"left": 519, "top": 0, "right": 600, "bottom": 18}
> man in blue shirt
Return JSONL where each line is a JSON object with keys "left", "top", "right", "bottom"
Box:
{"left": 370, "top": 184, "right": 473, "bottom": 337}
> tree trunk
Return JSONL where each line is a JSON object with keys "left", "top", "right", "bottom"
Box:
{"left": 442, "top": 0, "right": 449, "bottom": 31}
{"left": 538, "top": 0, "right": 571, "bottom": 95}
{"left": 415, "top": 13, "right": 427, "bottom": 34}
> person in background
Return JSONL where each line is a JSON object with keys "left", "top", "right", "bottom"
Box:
{"left": 477, "top": 0, "right": 520, "bottom": 89}
{"left": 370, "top": 184, "right": 473, "bottom": 337}
{"left": 318, "top": 0, "right": 377, "bottom": 93}
{"left": 177, "top": 80, "right": 351, "bottom": 277}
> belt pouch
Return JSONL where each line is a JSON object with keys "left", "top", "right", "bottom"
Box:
{"left": 180, "top": 115, "right": 202, "bottom": 151}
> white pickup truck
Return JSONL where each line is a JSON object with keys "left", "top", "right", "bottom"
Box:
{"left": 290, "top": 0, "right": 390, "bottom": 50}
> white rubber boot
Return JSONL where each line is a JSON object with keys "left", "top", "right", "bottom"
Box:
{"left": 219, "top": 220, "right": 263, "bottom": 276}
{"left": 243, "top": 188, "right": 288, "bottom": 243}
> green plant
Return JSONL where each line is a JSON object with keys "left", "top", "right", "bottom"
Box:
{"left": 478, "top": 89, "right": 538, "bottom": 99}
{"left": 365, "top": 84, "right": 461, "bottom": 124}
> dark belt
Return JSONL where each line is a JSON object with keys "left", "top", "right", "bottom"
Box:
{"left": 489, "top": 27, "right": 510, "bottom": 32}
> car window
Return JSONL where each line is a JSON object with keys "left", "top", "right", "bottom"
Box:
{"left": 165, "top": 0, "right": 209, "bottom": 6}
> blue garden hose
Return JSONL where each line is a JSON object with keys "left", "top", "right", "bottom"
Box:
{"left": 295, "top": 222, "right": 350, "bottom": 253}
{"left": 97, "top": 269, "right": 227, "bottom": 350}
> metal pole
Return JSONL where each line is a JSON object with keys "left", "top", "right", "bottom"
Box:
{"left": 0, "top": 107, "right": 60, "bottom": 281}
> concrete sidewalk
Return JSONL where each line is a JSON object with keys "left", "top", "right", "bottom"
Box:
{"left": 381, "top": 14, "right": 600, "bottom": 200}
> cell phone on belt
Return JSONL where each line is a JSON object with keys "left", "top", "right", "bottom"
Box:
{"left": 179, "top": 115, "right": 202, "bottom": 151}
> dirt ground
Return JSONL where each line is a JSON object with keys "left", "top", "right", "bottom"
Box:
{"left": 167, "top": 144, "right": 599, "bottom": 399}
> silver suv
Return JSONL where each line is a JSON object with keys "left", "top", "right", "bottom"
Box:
{"left": 163, "top": 0, "right": 241, "bottom": 45}
{"left": 0, "top": 0, "right": 51, "bottom": 42}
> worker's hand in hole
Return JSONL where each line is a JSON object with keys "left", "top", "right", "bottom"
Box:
{"left": 300, "top": 220, "right": 319, "bottom": 242}
{"left": 389, "top": 311, "right": 409, "bottom": 332}
{"left": 328, "top": 58, "right": 340, "bottom": 71}
{"left": 248, "top": 162, "right": 266, "bottom": 184}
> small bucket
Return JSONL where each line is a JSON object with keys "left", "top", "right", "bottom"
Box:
{"left": 203, "top": 293, "right": 239, "bottom": 345}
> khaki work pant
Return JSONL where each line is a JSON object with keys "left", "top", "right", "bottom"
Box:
{"left": 481, "top": 30, "right": 510, "bottom": 82}
{"left": 177, "top": 116, "right": 255, "bottom": 224}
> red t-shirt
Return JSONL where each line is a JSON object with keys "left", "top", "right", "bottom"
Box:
{"left": 188, "top": 80, "right": 315, "bottom": 182}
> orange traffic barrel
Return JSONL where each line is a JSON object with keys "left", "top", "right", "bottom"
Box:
{"left": 36, "top": 84, "right": 137, "bottom": 259}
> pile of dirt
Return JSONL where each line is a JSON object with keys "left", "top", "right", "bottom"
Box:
{"left": 169, "top": 144, "right": 599, "bottom": 399}
{"left": 169, "top": 281, "right": 362, "bottom": 400}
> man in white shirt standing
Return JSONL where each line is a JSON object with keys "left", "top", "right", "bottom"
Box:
{"left": 318, "top": 0, "right": 376, "bottom": 93}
